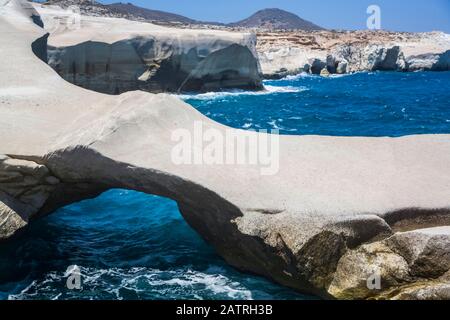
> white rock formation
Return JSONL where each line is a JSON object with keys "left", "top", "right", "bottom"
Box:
{"left": 32, "top": 3, "right": 263, "bottom": 93}
{"left": 1, "top": 1, "right": 449, "bottom": 299}
{"left": 256, "top": 31, "right": 450, "bottom": 77}
{"left": 258, "top": 46, "right": 328, "bottom": 77}
{"left": 328, "top": 44, "right": 406, "bottom": 73}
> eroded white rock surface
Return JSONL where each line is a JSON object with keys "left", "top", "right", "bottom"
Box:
{"left": 33, "top": 3, "right": 263, "bottom": 93}
{"left": 1, "top": 0, "right": 449, "bottom": 299}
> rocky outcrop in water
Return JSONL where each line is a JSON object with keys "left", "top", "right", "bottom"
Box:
{"left": 34, "top": 3, "right": 263, "bottom": 93}
{"left": 1, "top": 1, "right": 450, "bottom": 300}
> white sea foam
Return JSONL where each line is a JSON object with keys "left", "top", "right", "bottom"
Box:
{"left": 281, "top": 72, "right": 315, "bottom": 81}
{"left": 8, "top": 266, "right": 254, "bottom": 300}
{"left": 177, "top": 85, "right": 307, "bottom": 101}
{"left": 328, "top": 74, "right": 349, "bottom": 78}
{"left": 264, "top": 85, "right": 307, "bottom": 93}
{"left": 266, "top": 72, "right": 358, "bottom": 82}
{"left": 263, "top": 72, "right": 317, "bottom": 82}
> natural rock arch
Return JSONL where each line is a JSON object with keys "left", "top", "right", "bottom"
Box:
{"left": 1, "top": 0, "right": 450, "bottom": 299}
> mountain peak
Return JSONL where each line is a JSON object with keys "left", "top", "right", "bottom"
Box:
{"left": 42, "top": 2, "right": 323, "bottom": 30}
{"left": 231, "top": 8, "right": 323, "bottom": 31}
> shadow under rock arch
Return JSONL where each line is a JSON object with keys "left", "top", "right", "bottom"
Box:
{"left": 10, "top": 145, "right": 319, "bottom": 296}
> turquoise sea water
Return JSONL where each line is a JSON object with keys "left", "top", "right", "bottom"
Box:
{"left": 1, "top": 72, "right": 449, "bottom": 300}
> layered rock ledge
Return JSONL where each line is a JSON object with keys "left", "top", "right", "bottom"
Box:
{"left": 33, "top": 3, "right": 263, "bottom": 93}
{"left": 1, "top": 1, "right": 449, "bottom": 299}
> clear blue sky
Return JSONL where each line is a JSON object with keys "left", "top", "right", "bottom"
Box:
{"left": 99, "top": 0, "right": 450, "bottom": 32}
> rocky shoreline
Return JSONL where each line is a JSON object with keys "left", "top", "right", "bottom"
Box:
{"left": 257, "top": 30, "right": 450, "bottom": 78}
{"left": 1, "top": 0, "right": 449, "bottom": 300}
{"left": 33, "top": 2, "right": 450, "bottom": 93}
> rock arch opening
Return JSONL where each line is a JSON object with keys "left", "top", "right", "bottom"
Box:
{"left": 0, "top": 188, "right": 309, "bottom": 300}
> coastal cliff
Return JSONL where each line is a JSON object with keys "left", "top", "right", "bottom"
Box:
{"left": 33, "top": 3, "right": 263, "bottom": 93}
{"left": 1, "top": 0, "right": 450, "bottom": 300}
{"left": 32, "top": 2, "right": 450, "bottom": 92}
{"left": 257, "top": 30, "right": 450, "bottom": 77}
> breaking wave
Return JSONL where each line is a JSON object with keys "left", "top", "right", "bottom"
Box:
{"left": 177, "top": 85, "right": 307, "bottom": 101}
{"left": 266, "top": 72, "right": 356, "bottom": 82}
{"left": 8, "top": 266, "right": 254, "bottom": 300}
{"left": 0, "top": 190, "right": 307, "bottom": 300}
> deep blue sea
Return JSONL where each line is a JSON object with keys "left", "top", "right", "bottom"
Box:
{"left": 184, "top": 72, "right": 450, "bottom": 136}
{"left": 1, "top": 72, "right": 449, "bottom": 300}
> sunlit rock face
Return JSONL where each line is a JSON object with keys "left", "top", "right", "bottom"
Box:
{"left": 35, "top": 3, "right": 263, "bottom": 94}
{"left": 256, "top": 30, "right": 450, "bottom": 78}
{"left": 329, "top": 226, "right": 450, "bottom": 300}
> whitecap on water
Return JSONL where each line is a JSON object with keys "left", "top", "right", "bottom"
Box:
{"left": 328, "top": 74, "right": 349, "bottom": 78}
{"left": 279, "top": 72, "right": 315, "bottom": 81}
{"left": 265, "top": 72, "right": 356, "bottom": 82}
{"left": 264, "top": 85, "right": 307, "bottom": 93}
{"left": 264, "top": 72, "right": 324, "bottom": 82}
{"left": 8, "top": 266, "right": 254, "bottom": 300}
{"left": 176, "top": 85, "right": 307, "bottom": 101}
